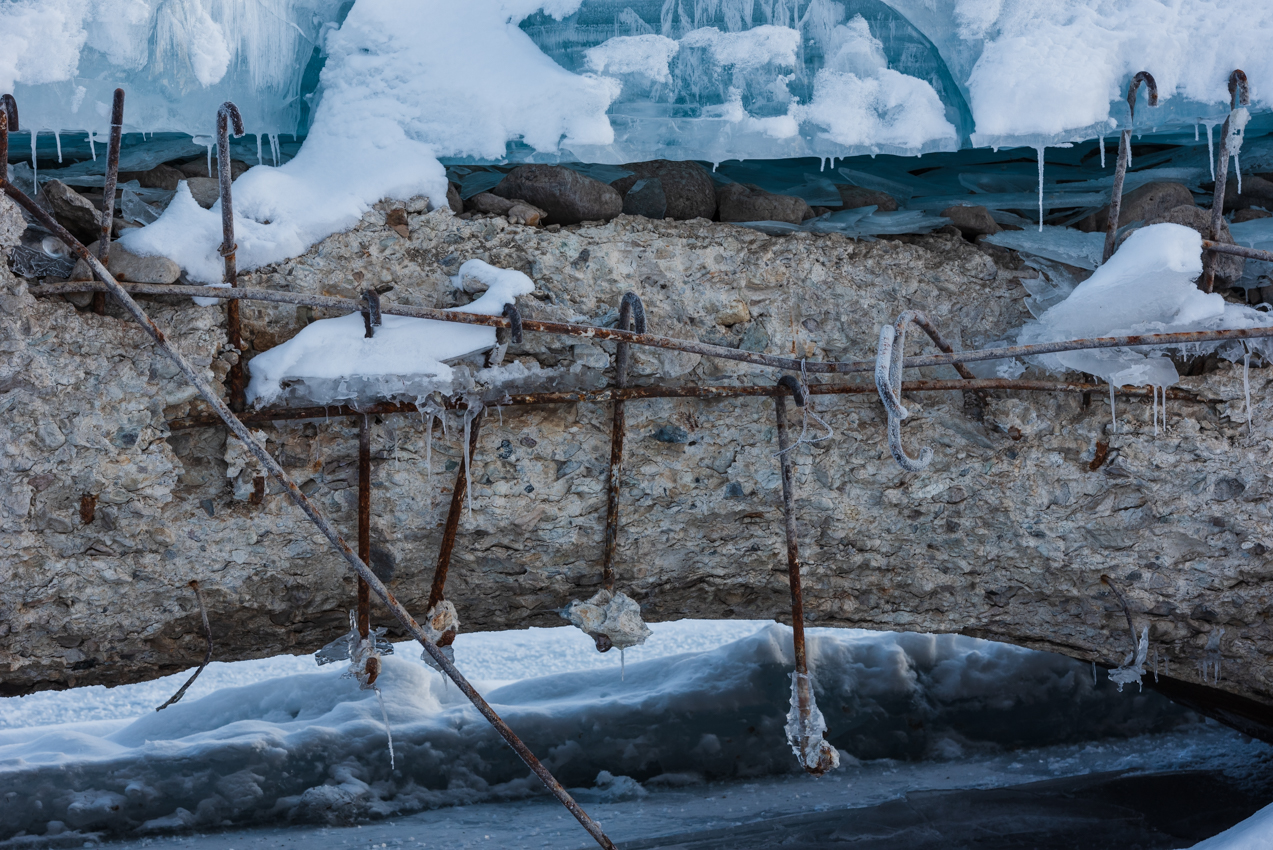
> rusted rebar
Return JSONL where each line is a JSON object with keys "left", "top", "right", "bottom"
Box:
{"left": 1103, "top": 72, "right": 1158, "bottom": 263}
{"left": 1203, "top": 70, "right": 1249, "bottom": 293}
{"left": 427, "top": 409, "right": 484, "bottom": 617}
{"left": 0, "top": 94, "right": 16, "bottom": 173}
{"left": 156, "top": 581, "right": 213, "bottom": 711}
{"left": 1202, "top": 239, "right": 1273, "bottom": 263}
{"left": 2, "top": 180, "right": 618, "bottom": 850}
{"left": 603, "top": 292, "right": 645, "bottom": 590}
{"left": 875, "top": 312, "right": 937, "bottom": 471}
{"left": 358, "top": 414, "right": 371, "bottom": 639}
{"left": 217, "top": 102, "right": 248, "bottom": 411}
{"left": 93, "top": 88, "right": 125, "bottom": 315}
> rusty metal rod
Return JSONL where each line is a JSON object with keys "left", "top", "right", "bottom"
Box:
{"left": 1103, "top": 72, "right": 1158, "bottom": 264}
{"left": 29, "top": 280, "right": 1273, "bottom": 377}
{"left": 0, "top": 95, "right": 16, "bottom": 172}
{"left": 603, "top": 292, "right": 645, "bottom": 590}
{"left": 427, "top": 409, "right": 484, "bottom": 613}
{"left": 1204, "top": 70, "right": 1249, "bottom": 294}
{"left": 1202, "top": 239, "right": 1273, "bottom": 263}
{"left": 218, "top": 102, "right": 248, "bottom": 412}
{"left": 1, "top": 180, "right": 618, "bottom": 850}
{"left": 166, "top": 378, "right": 1211, "bottom": 431}
{"left": 156, "top": 580, "right": 213, "bottom": 711}
{"left": 358, "top": 414, "right": 371, "bottom": 639}
{"left": 94, "top": 88, "right": 125, "bottom": 315}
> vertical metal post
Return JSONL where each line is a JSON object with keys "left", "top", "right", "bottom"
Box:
{"left": 427, "top": 408, "right": 483, "bottom": 614}
{"left": 357, "top": 414, "right": 371, "bottom": 639}
{"left": 602, "top": 292, "right": 645, "bottom": 589}
{"left": 1204, "top": 71, "right": 1248, "bottom": 293}
{"left": 94, "top": 88, "right": 124, "bottom": 315}
{"left": 216, "top": 102, "right": 247, "bottom": 411}
{"left": 774, "top": 376, "right": 808, "bottom": 678}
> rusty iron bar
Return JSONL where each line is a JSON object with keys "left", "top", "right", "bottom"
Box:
{"left": 217, "top": 102, "right": 248, "bottom": 412}
{"left": 29, "top": 279, "right": 1273, "bottom": 377}
{"left": 156, "top": 580, "right": 213, "bottom": 711}
{"left": 358, "top": 415, "right": 371, "bottom": 639}
{"left": 165, "top": 378, "right": 1210, "bottom": 431}
{"left": 603, "top": 292, "right": 645, "bottom": 590}
{"left": 93, "top": 88, "right": 125, "bottom": 315}
{"left": 1103, "top": 72, "right": 1159, "bottom": 263}
{"left": 1203, "top": 70, "right": 1249, "bottom": 293}
{"left": 427, "top": 409, "right": 484, "bottom": 616}
{"left": 1, "top": 181, "right": 618, "bottom": 850}
{"left": 0, "top": 95, "right": 15, "bottom": 173}
{"left": 1202, "top": 239, "right": 1273, "bottom": 263}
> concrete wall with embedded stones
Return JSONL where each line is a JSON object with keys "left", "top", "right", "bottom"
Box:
{"left": 2, "top": 192, "right": 1270, "bottom": 721}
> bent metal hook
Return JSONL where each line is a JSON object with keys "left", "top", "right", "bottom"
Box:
{"left": 875, "top": 311, "right": 935, "bottom": 472}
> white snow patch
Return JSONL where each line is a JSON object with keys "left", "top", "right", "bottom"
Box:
{"left": 584, "top": 34, "right": 679, "bottom": 83}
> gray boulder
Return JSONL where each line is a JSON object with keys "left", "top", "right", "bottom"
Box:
{"left": 468, "top": 192, "right": 545, "bottom": 226}
{"left": 611, "top": 160, "right": 716, "bottom": 220}
{"left": 42, "top": 180, "right": 102, "bottom": 243}
{"left": 1205, "top": 174, "right": 1273, "bottom": 213}
{"left": 178, "top": 158, "right": 251, "bottom": 181}
{"left": 1232, "top": 207, "right": 1272, "bottom": 222}
{"left": 837, "top": 184, "right": 899, "bottom": 212}
{"left": 70, "top": 240, "right": 181, "bottom": 284}
{"left": 492, "top": 165, "right": 622, "bottom": 225}
{"left": 1079, "top": 181, "right": 1195, "bottom": 233}
{"left": 621, "top": 178, "right": 668, "bottom": 219}
{"left": 717, "top": 183, "right": 812, "bottom": 225}
{"left": 186, "top": 177, "right": 221, "bottom": 209}
{"left": 117, "top": 164, "right": 185, "bottom": 191}
{"left": 941, "top": 204, "right": 1000, "bottom": 239}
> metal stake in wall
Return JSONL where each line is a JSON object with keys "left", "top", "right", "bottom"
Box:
{"left": 603, "top": 292, "right": 645, "bottom": 590}
{"left": 1102, "top": 72, "right": 1158, "bottom": 264}
{"left": 358, "top": 414, "right": 372, "bottom": 639}
{"left": 1203, "top": 70, "right": 1250, "bottom": 293}
{"left": 216, "top": 102, "right": 248, "bottom": 411}
{"left": 93, "top": 88, "right": 125, "bottom": 315}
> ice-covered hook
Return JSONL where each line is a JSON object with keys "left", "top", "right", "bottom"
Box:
{"left": 1203, "top": 70, "right": 1251, "bottom": 292}
{"left": 1103, "top": 72, "right": 1159, "bottom": 263}
{"left": 216, "top": 102, "right": 245, "bottom": 261}
{"left": 1230, "top": 69, "right": 1250, "bottom": 108}
{"left": 875, "top": 311, "right": 933, "bottom": 472}
{"left": 615, "top": 292, "right": 646, "bottom": 387}
{"left": 777, "top": 374, "right": 805, "bottom": 407}
{"left": 502, "top": 302, "right": 523, "bottom": 344}
{"left": 361, "top": 288, "right": 383, "bottom": 337}
{"left": 1125, "top": 71, "right": 1158, "bottom": 122}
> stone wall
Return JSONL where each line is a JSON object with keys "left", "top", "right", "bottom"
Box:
{"left": 2, "top": 193, "right": 1269, "bottom": 724}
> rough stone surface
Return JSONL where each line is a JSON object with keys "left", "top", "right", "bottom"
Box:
{"left": 838, "top": 185, "right": 899, "bottom": 212}
{"left": 1079, "top": 182, "right": 1196, "bottom": 233}
{"left": 611, "top": 160, "right": 716, "bottom": 221}
{"left": 1140, "top": 204, "right": 1244, "bottom": 286}
{"left": 492, "top": 165, "right": 622, "bottom": 225}
{"left": 41, "top": 180, "right": 101, "bottom": 244}
{"left": 446, "top": 182, "right": 463, "bottom": 215}
{"left": 941, "top": 204, "right": 1001, "bottom": 239}
{"left": 621, "top": 178, "right": 668, "bottom": 219}
{"left": 178, "top": 158, "right": 250, "bottom": 182}
{"left": 717, "top": 183, "right": 813, "bottom": 224}
{"left": 185, "top": 177, "right": 221, "bottom": 209}
{"left": 69, "top": 240, "right": 182, "bottom": 284}
{"left": 1212, "top": 174, "right": 1273, "bottom": 213}
{"left": 2, "top": 192, "right": 1271, "bottom": 727}
{"left": 1232, "top": 208, "right": 1272, "bottom": 223}
{"left": 117, "top": 164, "right": 185, "bottom": 191}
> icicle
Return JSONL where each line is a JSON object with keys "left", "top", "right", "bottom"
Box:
{"left": 1195, "top": 121, "right": 1199, "bottom": 142}
{"left": 462, "top": 409, "right": 474, "bottom": 518}
{"left": 1153, "top": 645, "right": 1159, "bottom": 683}
{"left": 1206, "top": 122, "right": 1215, "bottom": 181}
{"left": 54, "top": 131, "right": 62, "bottom": 163}
{"left": 620, "top": 648, "right": 625, "bottom": 682}
{"left": 1152, "top": 385, "right": 1158, "bottom": 436}
{"left": 257, "top": 133, "right": 264, "bottom": 165}
{"left": 1092, "top": 661, "right": 1097, "bottom": 686}
{"left": 1098, "top": 134, "right": 1105, "bottom": 168}
{"left": 375, "top": 689, "right": 396, "bottom": 769}
{"left": 1244, "top": 348, "right": 1253, "bottom": 436}
{"left": 206, "top": 144, "right": 213, "bottom": 177}
{"left": 1109, "top": 381, "right": 1117, "bottom": 434}
{"left": 30, "top": 130, "right": 37, "bottom": 187}
{"left": 1036, "top": 146, "right": 1045, "bottom": 232}
{"left": 87, "top": 131, "right": 96, "bottom": 160}
{"left": 424, "top": 411, "right": 434, "bottom": 507}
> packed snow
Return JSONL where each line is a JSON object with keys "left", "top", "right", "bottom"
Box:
{"left": 0, "top": 621, "right": 1220, "bottom": 840}
{"left": 243, "top": 260, "right": 534, "bottom": 407}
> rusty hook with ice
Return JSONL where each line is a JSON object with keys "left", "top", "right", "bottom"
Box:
{"left": 1103, "top": 72, "right": 1159, "bottom": 263}
{"left": 875, "top": 311, "right": 934, "bottom": 472}
{"left": 1203, "top": 70, "right": 1251, "bottom": 292}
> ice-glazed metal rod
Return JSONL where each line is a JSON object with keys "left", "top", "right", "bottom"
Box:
{"left": 603, "top": 292, "right": 645, "bottom": 590}
{"left": 217, "top": 102, "right": 249, "bottom": 411}
{"left": 1103, "top": 72, "right": 1158, "bottom": 263}
{"left": 357, "top": 415, "right": 372, "bottom": 639}
{"left": 1203, "top": 70, "right": 1249, "bottom": 293}
{"left": 1, "top": 180, "right": 619, "bottom": 850}
{"left": 94, "top": 88, "right": 125, "bottom": 315}
{"left": 427, "top": 409, "right": 483, "bottom": 615}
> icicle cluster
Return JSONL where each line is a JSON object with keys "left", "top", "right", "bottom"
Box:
{"left": 1108, "top": 625, "right": 1149, "bottom": 693}
{"left": 784, "top": 672, "right": 840, "bottom": 776}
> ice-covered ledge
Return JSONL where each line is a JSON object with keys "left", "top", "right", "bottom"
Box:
{"left": 2, "top": 194, "right": 1270, "bottom": 737}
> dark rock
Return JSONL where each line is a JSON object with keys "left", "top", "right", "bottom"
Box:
{"left": 621, "top": 178, "right": 667, "bottom": 219}
{"left": 1232, "top": 207, "right": 1272, "bottom": 222}
{"left": 41, "top": 180, "right": 101, "bottom": 243}
{"left": 447, "top": 182, "right": 463, "bottom": 215}
{"left": 611, "top": 160, "right": 716, "bottom": 220}
{"left": 492, "top": 165, "right": 621, "bottom": 225}
{"left": 739, "top": 321, "right": 770, "bottom": 352}
{"left": 1204, "top": 174, "right": 1273, "bottom": 213}
{"left": 1078, "top": 182, "right": 1195, "bottom": 232}
{"left": 1213, "top": 477, "right": 1246, "bottom": 501}
{"left": 71, "top": 239, "right": 181, "bottom": 284}
{"left": 468, "top": 192, "right": 545, "bottom": 226}
{"left": 837, "top": 184, "right": 899, "bottom": 212}
{"left": 178, "top": 158, "right": 250, "bottom": 181}
{"left": 716, "top": 183, "right": 812, "bottom": 224}
{"left": 941, "top": 204, "right": 1001, "bottom": 239}
{"left": 1141, "top": 205, "right": 1244, "bottom": 286}
{"left": 117, "top": 164, "right": 185, "bottom": 191}
{"left": 653, "top": 425, "right": 690, "bottom": 444}
{"left": 185, "top": 177, "right": 220, "bottom": 209}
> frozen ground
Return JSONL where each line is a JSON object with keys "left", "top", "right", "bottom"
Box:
{"left": 2, "top": 620, "right": 1271, "bottom": 848}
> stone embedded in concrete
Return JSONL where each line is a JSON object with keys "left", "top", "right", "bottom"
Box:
{"left": 611, "top": 160, "right": 716, "bottom": 221}
{"left": 837, "top": 184, "right": 899, "bottom": 212}
{"left": 446, "top": 182, "right": 463, "bottom": 215}
{"left": 621, "top": 178, "right": 668, "bottom": 220}
{"left": 717, "top": 183, "right": 813, "bottom": 225}
{"left": 70, "top": 240, "right": 182, "bottom": 284}
{"left": 492, "top": 164, "right": 622, "bottom": 225}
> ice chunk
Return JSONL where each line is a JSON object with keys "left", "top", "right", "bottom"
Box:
{"left": 1108, "top": 625, "right": 1149, "bottom": 693}
{"left": 562, "top": 589, "right": 652, "bottom": 653}
{"left": 984, "top": 226, "right": 1105, "bottom": 270}
{"left": 784, "top": 671, "right": 840, "bottom": 775}
{"left": 244, "top": 260, "right": 533, "bottom": 407}
{"left": 1017, "top": 223, "right": 1273, "bottom": 386}
{"left": 584, "top": 34, "right": 680, "bottom": 83}
{"left": 419, "top": 600, "right": 460, "bottom": 673}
